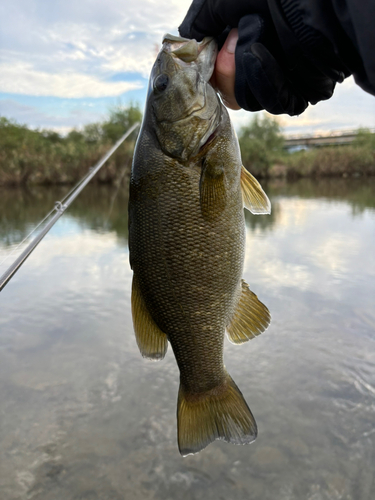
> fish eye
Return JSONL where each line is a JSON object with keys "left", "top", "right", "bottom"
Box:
{"left": 154, "top": 74, "right": 169, "bottom": 92}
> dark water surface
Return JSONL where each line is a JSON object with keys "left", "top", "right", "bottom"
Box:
{"left": 0, "top": 178, "right": 374, "bottom": 500}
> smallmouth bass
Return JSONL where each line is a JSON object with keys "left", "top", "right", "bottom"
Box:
{"left": 129, "top": 34, "right": 271, "bottom": 456}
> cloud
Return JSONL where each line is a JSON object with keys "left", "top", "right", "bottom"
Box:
{"left": 1, "top": 1, "right": 374, "bottom": 132}
{"left": 279, "top": 77, "right": 375, "bottom": 135}
{"left": 0, "top": 0, "right": 191, "bottom": 101}
{"left": 0, "top": 62, "right": 143, "bottom": 98}
{"left": 228, "top": 109, "right": 262, "bottom": 132}
{"left": 0, "top": 99, "right": 107, "bottom": 131}
{"left": 228, "top": 77, "right": 375, "bottom": 134}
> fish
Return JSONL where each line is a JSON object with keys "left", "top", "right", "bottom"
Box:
{"left": 128, "top": 33, "right": 271, "bottom": 456}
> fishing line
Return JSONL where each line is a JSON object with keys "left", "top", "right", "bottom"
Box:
{"left": 0, "top": 122, "right": 140, "bottom": 293}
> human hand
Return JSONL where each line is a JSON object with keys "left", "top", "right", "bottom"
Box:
{"left": 180, "top": 0, "right": 267, "bottom": 111}
{"left": 179, "top": 0, "right": 343, "bottom": 116}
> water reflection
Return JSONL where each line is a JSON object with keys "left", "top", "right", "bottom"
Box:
{"left": 1, "top": 177, "right": 374, "bottom": 249}
{"left": 0, "top": 178, "right": 374, "bottom": 499}
{"left": 266, "top": 177, "right": 375, "bottom": 212}
{"left": 0, "top": 184, "right": 130, "bottom": 248}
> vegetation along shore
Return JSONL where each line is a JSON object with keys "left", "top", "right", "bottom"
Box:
{"left": 1, "top": 105, "right": 374, "bottom": 187}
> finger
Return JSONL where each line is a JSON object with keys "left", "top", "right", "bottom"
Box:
{"left": 234, "top": 14, "right": 307, "bottom": 115}
{"left": 213, "top": 29, "right": 241, "bottom": 110}
{"left": 239, "top": 42, "right": 308, "bottom": 115}
{"left": 292, "top": 64, "right": 336, "bottom": 103}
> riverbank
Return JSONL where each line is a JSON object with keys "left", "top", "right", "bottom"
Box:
{"left": 268, "top": 145, "right": 375, "bottom": 180}
{"left": 0, "top": 105, "right": 141, "bottom": 187}
{"left": 239, "top": 116, "right": 375, "bottom": 180}
{"left": 1, "top": 111, "right": 374, "bottom": 186}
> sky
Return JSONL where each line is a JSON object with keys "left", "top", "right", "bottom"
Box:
{"left": 1, "top": 0, "right": 375, "bottom": 137}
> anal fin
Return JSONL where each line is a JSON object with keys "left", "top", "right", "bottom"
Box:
{"left": 227, "top": 279, "right": 270, "bottom": 344}
{"left": 131, "top": 275, "right": 168, "bottom": 360}
{"left": 241, "top": 165, "right": 271, "bottom": 214}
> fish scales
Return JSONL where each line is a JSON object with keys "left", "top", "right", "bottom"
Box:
{"left": 131, "top": 148, "right": 243, "bottom": 392}
{"left": 129, "top": 34, "right": 271, "bottom": 455}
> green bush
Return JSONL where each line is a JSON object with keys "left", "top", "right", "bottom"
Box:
{"left": 352, "top": 128, "right": 375, "bottom": 150}
{"left": 0, "top": 104, "right": 142, "bottom": 186}
{"left": 238, "top": 114, "right": 284, "bottom": 178}
{"left": 80, "top": 102, "right": 142, "bottom": 144}
{"left": 283, "top": 129, "right": 375, "bottom": 178}
{"left": 101, "top": 102, "right": 142, "bottom": 143}
{"left": 2, "top": 109, "right": 374, "bottom": 186}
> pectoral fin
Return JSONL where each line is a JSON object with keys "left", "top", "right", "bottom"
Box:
{"left": 131, "top": 275, "right": 168, "bottom": 360}
{"left": 199, "top": 160, "right": 226, "bottom": 219}
{"left": 227, "top": 280, "right": 271, "bottom": 344}
{"left": 241, "top": 166, "right": 271, "bottom": 214}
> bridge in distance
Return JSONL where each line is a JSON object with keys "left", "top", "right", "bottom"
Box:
{"left": 284, "top": 128, "right": 375, "bottom": 149}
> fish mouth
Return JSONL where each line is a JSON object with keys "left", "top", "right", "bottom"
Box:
{"left": 162, "top": 33, "right": 217, "bottom": 82}
{"left": 162, "top": 34, "right": 213, "bottom": 61}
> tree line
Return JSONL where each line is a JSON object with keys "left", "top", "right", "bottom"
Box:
{"left": 1, "top": 104, "right": 374, "bottom": 186}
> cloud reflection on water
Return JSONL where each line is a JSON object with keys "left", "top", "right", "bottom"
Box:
{"left": 0, "top": 179, "right": 374, "bottom": 499}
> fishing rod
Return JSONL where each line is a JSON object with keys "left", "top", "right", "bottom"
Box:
{"left": 0, "top": 121, "right": 140, "bottom": 293}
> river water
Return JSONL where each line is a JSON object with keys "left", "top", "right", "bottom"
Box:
{"left": 0, "top": 178, "right": 374, "bottom": 500}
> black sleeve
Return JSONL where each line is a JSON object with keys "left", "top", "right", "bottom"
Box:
{"left": 270, "top": 0, "right": 375, "bottom": 94}
{"left": 179, "top": 0, "right": 374, "bottom": 115}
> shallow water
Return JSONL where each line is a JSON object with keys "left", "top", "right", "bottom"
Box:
{"left": 0, "top": 178, "right": 374, "bottom": 500}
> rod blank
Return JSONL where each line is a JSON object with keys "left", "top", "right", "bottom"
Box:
{"left": 0, "top": 122, "right": 140, "bottom": 292}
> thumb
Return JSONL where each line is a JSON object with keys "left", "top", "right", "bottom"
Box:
{"left": 214, "top": 29, "right": 241, "bottom": 109}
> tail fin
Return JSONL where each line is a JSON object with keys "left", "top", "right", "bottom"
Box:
{"left": 177, "top": 371, "right": 257, "bottom": 456}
